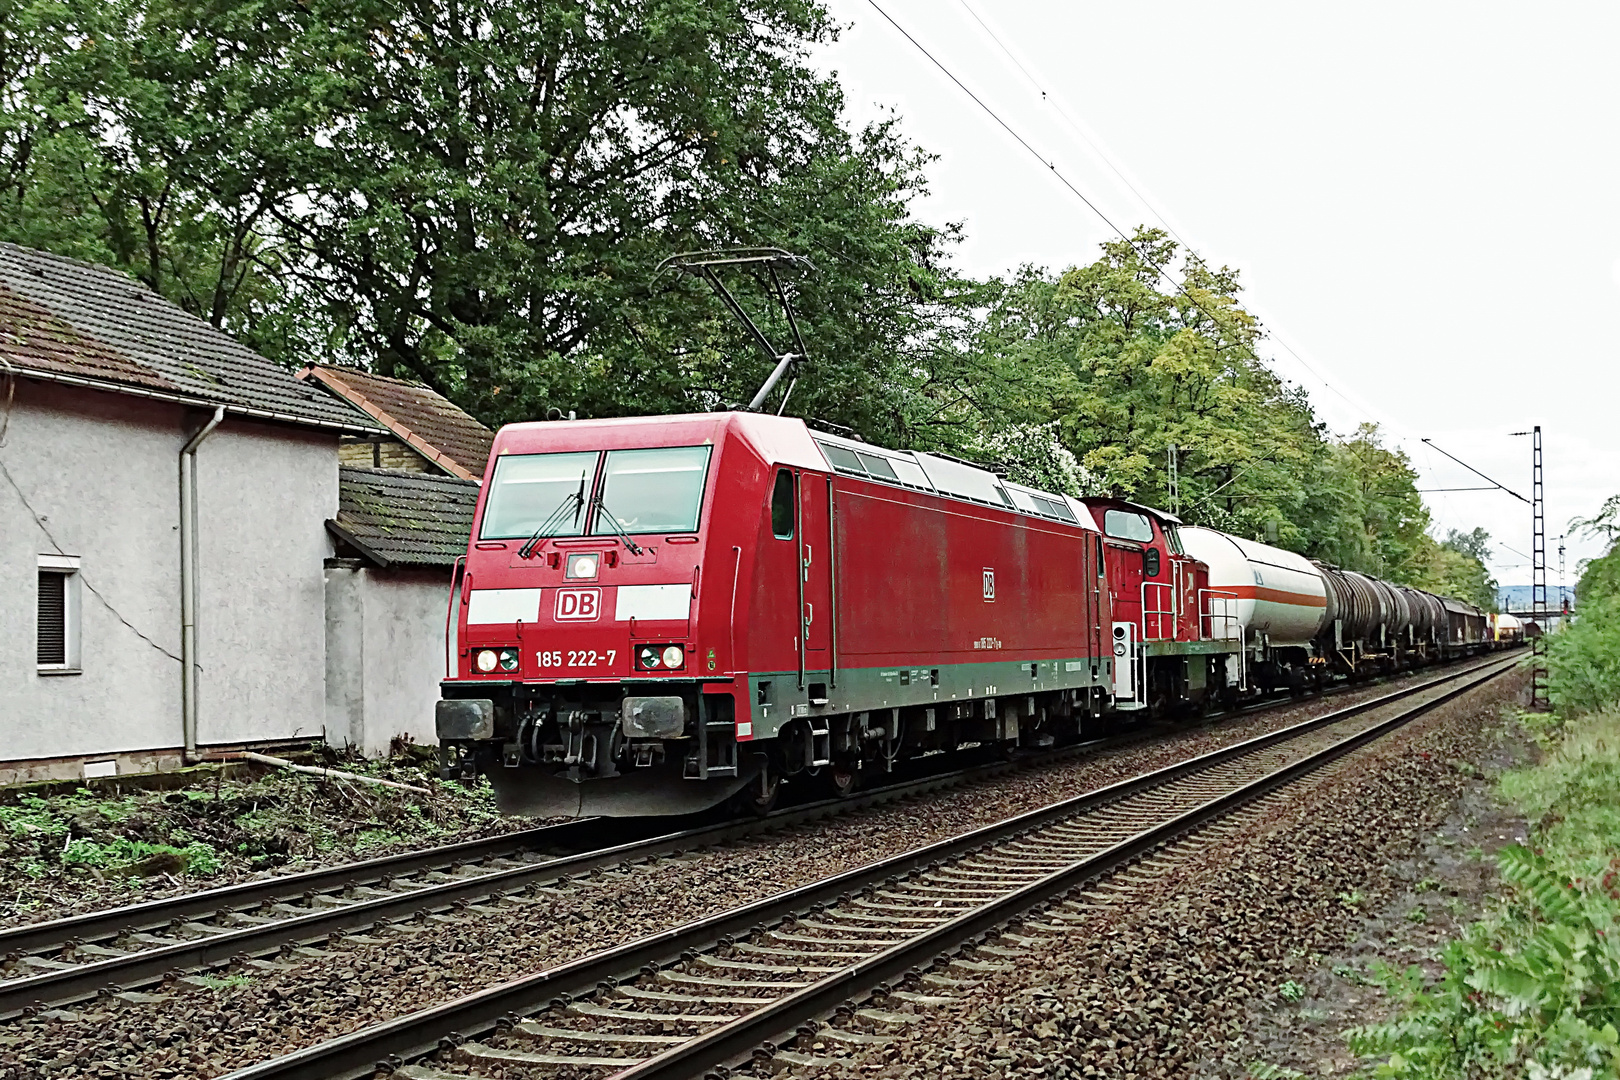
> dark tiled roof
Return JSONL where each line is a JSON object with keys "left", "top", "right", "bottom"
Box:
{"left": 299, "top": 365, "right": 494, "bottom": 479}
{"left": 0, "top": 243, "right": 382, "bottom": 432}
{"left": 328, "top": 466, "right": 477, "bottom": 568}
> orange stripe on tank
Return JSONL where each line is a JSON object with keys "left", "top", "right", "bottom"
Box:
{"left": 1217, "top": 585, "right": 1328, "bottom": 608}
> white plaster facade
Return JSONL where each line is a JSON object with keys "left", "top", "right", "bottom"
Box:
{"left": 0, "top": 381, "right": 338, "bottom": 778}
{"left": 323, "top": 564, "right": 454, "bottom": 757}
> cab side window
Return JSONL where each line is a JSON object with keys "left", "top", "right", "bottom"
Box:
{"left": 771, "top": 470, "right": 795, "bottom": 539}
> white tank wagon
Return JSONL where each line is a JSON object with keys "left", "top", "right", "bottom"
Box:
{"left": 1177, "top": 527, "right": 1329, "bottom": 647}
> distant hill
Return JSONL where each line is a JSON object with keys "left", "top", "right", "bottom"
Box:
{"left": 1497, "top": 584, "right": 1577, "bottom": 612}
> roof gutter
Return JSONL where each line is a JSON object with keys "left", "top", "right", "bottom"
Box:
{"left": 180, "top": 405, "right": 226, "bottom": 763}
{"left": 10, "top": 364, "right": 388, "bottom": 437}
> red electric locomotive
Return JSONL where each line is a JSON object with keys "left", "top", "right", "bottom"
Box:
{"left": 436, "top": 412, "right": 1118, "bottom": 817}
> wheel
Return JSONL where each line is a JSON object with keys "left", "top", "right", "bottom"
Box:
{"left": 734, "top": 765, "right": 780, "bottom": 818}
{"left": 829, "top": 765, "right": 860, "bottom": 798}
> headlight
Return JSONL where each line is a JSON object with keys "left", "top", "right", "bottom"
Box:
{"left": 635, "top": 644, "right": 687, "bottom": 671}
{"left": 565, "top": 552, "right": 600, "bottom": 580}
{"left": 498, "top": 648, "right": 519, "bottom": 672}
{"left": 475, "top": 649, "right": 499, "bottom": 673}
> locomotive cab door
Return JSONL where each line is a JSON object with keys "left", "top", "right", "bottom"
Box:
{"left": 799, "top": 475, "right": 834, "bottom": 681}
{"left": 1105, "top": 541, "right": 1145, "bottom": 638}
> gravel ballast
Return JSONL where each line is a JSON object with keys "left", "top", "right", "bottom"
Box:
{"left": 0, "top": 666, "right": 1507, "bottom": 1079}
{"left": 740, "top": 666, "right": 1527, "bottom": 1079}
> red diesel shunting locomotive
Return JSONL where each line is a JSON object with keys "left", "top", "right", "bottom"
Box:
{"left": 435, "top": 411, "right": 1123, "bottom": 817}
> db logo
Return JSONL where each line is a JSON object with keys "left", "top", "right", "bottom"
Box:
{"left": 554, "top": 588, "right": 601, "bottom": 621}
{"left": 982, "top": 568, "right": 996, "bottom": 602}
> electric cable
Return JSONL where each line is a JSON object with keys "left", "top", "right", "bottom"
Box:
{"left": 860, "top": 0, "right": 1388, "bottom": 429}
{"left": 951, "top": 0, "right": 1194, "bottom": 255}
{"left": 0, "top": 453, "right": 186, "bottom": 665}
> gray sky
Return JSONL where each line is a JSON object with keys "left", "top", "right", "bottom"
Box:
{"left": 814, "top": 0, "right": 1617, "bottom": 591}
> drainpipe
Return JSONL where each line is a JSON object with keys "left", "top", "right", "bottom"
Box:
{"left": 180, "top": 406, "right": 226, "bottom": 762}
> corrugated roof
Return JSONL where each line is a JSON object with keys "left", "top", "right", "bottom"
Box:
{"left": 0, "top": 243, "right": 382, "bottom": 432}
{"left": 299, "top": 365, "right": 494, "bottom": 479}
{"left": 327, "top": 466, "right": 477, "bottom": 568}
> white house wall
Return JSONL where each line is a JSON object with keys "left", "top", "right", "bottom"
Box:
{"left": 323, "top": 564, "right": 451, "bottom": 756}
{"left": 195, "top": 416, "right": 336, "bottom": 746}
{"left": 0, "top": 381, "right": 338, "bottom": 771}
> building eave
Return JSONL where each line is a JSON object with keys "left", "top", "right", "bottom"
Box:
{"left": 11, "top": 364, "right": 390, "bottom": 437}
{"left": 324, "top": 519, "right": 393, "bottom": 568}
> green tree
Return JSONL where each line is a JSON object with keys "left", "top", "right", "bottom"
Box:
{"left": 1414, "top": 528, "right": 1499, "bottom": 612}
{"left": 908, "top": 229, "right": 1328, "bottom": 545}
{"left": 0, "top": 0, "right": 957, "bottom": 430}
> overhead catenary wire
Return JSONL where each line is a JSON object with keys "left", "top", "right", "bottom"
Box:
{"left": 1419, "top": 437, "right": 1530, "bottom": 504}
{"left": 951, "top": 0, "right": 1195, "bottom": 256}
{"left": 858, "top": 0, "right": 1398, "bottom": 435}
{"left": 866, "top": 0, "right": 1541, "bottom": 572}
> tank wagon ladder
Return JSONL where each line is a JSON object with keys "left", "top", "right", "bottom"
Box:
{"left": 1198, "top": 588, "right": 1245, "bottom": 690}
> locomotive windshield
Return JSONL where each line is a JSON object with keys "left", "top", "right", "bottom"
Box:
{"left": 480, "top": 451, "right": 597, "bottom": 539}
{"left": 1103, "top": 509, "right": 1154, "bottom": 543}
{"left": 593, "top": 446, "right": 712, "bottom": 535}
{"left": 481, "top": 445, "right": 713, "bottom": 540}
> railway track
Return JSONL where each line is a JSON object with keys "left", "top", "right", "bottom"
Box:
{"left": 209, "top": 653, "right": 1517, "bottom": 1080}
{"left": 0, "top": 749, "right": 1067, "bottom": 1018}
{"left": 0, "top": 654, "right": 1507, "bottom": 1020}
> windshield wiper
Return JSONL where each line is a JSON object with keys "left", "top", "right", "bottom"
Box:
{"left": 517, "top": 476, "right": 587, "bottom": 560}
{"left": 589, "top": 494, "right": 645, "bottom": 556}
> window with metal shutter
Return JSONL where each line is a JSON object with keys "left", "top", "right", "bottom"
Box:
{"left": 37, "top": 570, "right": 67, "bottom": 665}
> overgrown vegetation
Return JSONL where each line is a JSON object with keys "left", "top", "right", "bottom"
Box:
{"left": 1347, "top": 504, "right": 1620, "bottom": 1076}
{"left": 0, "top": 748, "right": 513, "bottom": 923}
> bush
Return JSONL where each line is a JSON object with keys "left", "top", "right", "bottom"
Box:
{"left": 1348, "top": 710, "right": 1620, "bottom": 1077}
{"left": 1548, "top": 595, "right": 1620, "bottom": 717}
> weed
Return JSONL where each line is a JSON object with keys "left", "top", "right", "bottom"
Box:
{"left": 1350, "top": 570, "right": 1620, "bottom": 1078}
{"left": 1333, "top": 963, "right": 1370, "bottom": 986}
{"left": 1247, "top": 1062, "right": 1305, "bottom": 1079}
{"left": 1278, "top": 980, "right": 1306, "bottom": 1002}
{"left": 1405, "top": 906, "right": 1428, "bottom": 923}
{"left": 0, "top": 748, "right": 513, "bottom": 921}
{"left": 1413, "top": 877, "right": 1440, "bottom": 893}
{"left": 194, "top": 972, "right": 252, "bottom": 990}
{"left": 1338, "top": 889, "right": 1366, "bottom": 909}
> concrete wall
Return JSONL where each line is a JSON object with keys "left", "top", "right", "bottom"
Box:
{"left": 0, "top": 381, "right": 339, "bottom": 769}
{"left": 324, "top": 562, "right": 452, "bottom": 755}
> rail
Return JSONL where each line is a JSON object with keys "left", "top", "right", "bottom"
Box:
{"left": 209, "top": 655, "right": 1518, "bottom": 1080}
